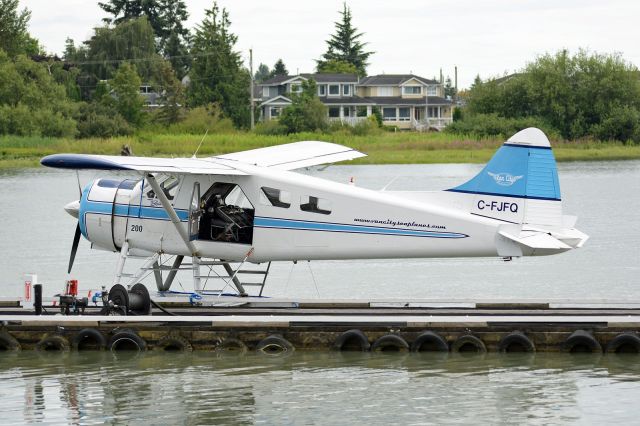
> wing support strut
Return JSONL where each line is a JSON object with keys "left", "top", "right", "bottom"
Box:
{"left": 145, "top": 174, "right": 198, "bottom": 256}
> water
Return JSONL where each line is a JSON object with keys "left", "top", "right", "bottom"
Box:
{"left": 1, "top": 161, "right": 640, "bottom": 424}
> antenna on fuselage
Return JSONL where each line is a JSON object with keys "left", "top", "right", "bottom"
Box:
{"left": 192, "top": 129, "right": 209, "bottom": 159}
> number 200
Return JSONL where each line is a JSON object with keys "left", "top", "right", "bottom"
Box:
{"left": 130, "top": 224, "right": 143, "bottom": 232}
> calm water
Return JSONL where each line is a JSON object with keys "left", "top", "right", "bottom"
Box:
{"left": 1, "top": 161, "right": 639, "bottom": 424}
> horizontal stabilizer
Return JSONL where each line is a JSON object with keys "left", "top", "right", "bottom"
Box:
{"left": 212, "top": 141, "right": 366, "bottom": 170}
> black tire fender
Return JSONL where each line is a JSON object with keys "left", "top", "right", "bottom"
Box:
{"left": 606, "top": 332, "right": 640, "bottom": 354}
{"left": 411, "top": 331, "right": 449, "bottom": 352}
{"left": 333, "top": 329, "right": 370, "bottom": 351}
{"left": 0, "top": 331, "right": 21, "bottom": 351}
{"left": 72, "top": 328, "right": 107, "bottom": 351}
{"left": 371, "top": 334, "right": 409, "bottom": 352}
{"left": 498, "top": 331, "right": 535, "bottom": 353}
{"left": 562, "top": 330, "right": 602, "bottom": 353}
{"left": 451, "top": 334, "right": 486, "bottom": 353}
{"left": 156, "top": 335, "right": 193, "bottom": 352}
{"left": 216, "top": 337, "right": 248, "bottom": 355}
{"left": 108, "top": 329, "right": 147, "bottom": 352}
{"left": 36, "top": 335, "right": 70, "bottom": 352}
{"left": 256, "top": 335, "right": 294, "bottom": 355}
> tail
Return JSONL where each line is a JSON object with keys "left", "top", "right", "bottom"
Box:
{"left": 447, "top": 128, "right": 588, "bottom": 255}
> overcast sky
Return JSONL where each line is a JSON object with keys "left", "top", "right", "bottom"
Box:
{"left": 20, "top": 0, "right": 640, "bottom": 88}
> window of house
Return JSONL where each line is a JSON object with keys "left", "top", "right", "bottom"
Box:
{"left": 291, "top": 84, "right": 302, "bottom": 94}
{"left": 328, "top": 107, "right": 340, "bottom": 118}
{"left": 399, "top": 107, "right": 411, "bottom": 121}
{"left": 270, "top": 107, "right": 281, "bottom": 117}
{"left": 300, "top": 196, "right": 331, "bottom": 215}
{"left": 378, "top": 87, "right": 393, "bottom": 96}
{"left": 343, "top": 107, "right": 351, "bottom": 117}
{"left": 427, "top": 85, "right": 437, "bottom": 96}
{"left": 318, "top": 85, "right": 326, "bottom": 96}
{"left": 382, "top": 107, "right": 397, "bottom": 121}
{"left": 403, "top": 86, "right": 422, "bottom": 95}
{"left": 260, "top": 187, "right": 291, "bottom": 208}
{"left": 262, "top": 87, "right": 270, "bottom": 97}
{"left": 329, "top": 84, "right": 340, "bottom": 95}
{"left": 343, "top": 84, "right": 350, "bottom": 95}
{"left": 357, "top": 106, "right": 368, "bottom": 117}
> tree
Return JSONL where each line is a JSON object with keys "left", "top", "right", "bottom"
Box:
{"left": 254, "top": 63, "right": 270, "bottom": 82}
{"left": 271, "top": 59, "right": 288, "bottom": 77}
{"left": 444, "top": 76, "right": 456, "bottom": 98}
{"left": 317, "top": 59, "right": 357, "bottom": 74}
{"left": 188, "top": 2, "right": 250, "bottom": 128}
{"left": 279, "top": 79, "right": 327, "bottom": 133}
{"left": 316, "top": 3, "right": 373, "bottom": 77}
{"left": 111, "top": 62, "right": 145, "bottom": 126}
{"left": 153, "top": 59, "right": 185, "bottom": 124}
{"left": 0, "top": 0, "right": 40, "bottom": 57}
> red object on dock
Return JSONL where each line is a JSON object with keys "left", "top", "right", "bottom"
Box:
{"left": 66, "top": 280, "right": 78, "bottom": 296}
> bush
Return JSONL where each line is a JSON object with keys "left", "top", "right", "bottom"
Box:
{"left": 165, "top": 105, "right": 235, "bottom": 134}
{"left": 444, "top": 113, "right": 561, "bottom": 140}
{"left": 0, "top": 104, "right": 77, "bottom": 137}
{"left": 75, "top": 102, "right": 132, "bottom": 138}
{"left": 254, "top": 120, "right": 287, "bottom": 135}
{"left": 591, "top": 105, "right": 640, "bottom": 143}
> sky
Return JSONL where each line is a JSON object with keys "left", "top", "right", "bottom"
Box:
{"left": 19, "top": 0, "right": 640, "bottom": 89}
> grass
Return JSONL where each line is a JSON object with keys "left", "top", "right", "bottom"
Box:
{"left": 1, "top": 131, "right": 640, "bottom": 169}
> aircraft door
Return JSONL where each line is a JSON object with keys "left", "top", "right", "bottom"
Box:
{"left": 112, "top": 179, "right": 136, "bottom": 248}
{"left": 188, "top": 182, "right": 202, "bottom": 241}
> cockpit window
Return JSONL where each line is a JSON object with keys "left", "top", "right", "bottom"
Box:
{"left": 146, "top": 175, "right": 181, "bottom": 200}
{"left": 260, "top": 187, "right": 291, "bottom": 208}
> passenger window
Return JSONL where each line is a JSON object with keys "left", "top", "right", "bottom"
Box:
{"left": 260, "top": 187, "right": 291, "bottom": 208}
{"left": 300, "top": 196, "right": 331, "bottom": 215}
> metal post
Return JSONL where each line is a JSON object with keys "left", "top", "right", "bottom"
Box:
{"left": 34, "top": 284, "right": 42, "bottom": 315}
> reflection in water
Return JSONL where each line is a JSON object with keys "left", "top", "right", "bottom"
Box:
{"left": 2, "top": 351, "right": 640, "bottom": 424}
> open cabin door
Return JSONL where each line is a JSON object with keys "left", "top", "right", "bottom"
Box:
{"left": 188, "top": 182, "right": 201, "bottom": 241}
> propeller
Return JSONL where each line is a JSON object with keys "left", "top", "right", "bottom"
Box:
{"left": 68, "top": 223, "right": 81, "bottom": 273}
{"left": 67, "top": 170, "right": 83, "bottom": 274}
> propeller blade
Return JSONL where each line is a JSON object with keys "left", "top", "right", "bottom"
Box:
{"left": 68, "top": 223, "right": 81, "bottom": 274}
{"left": 75, "top": 170, "right": 82, "bottom": 197}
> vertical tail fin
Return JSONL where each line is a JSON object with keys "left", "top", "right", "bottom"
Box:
{"left": 447, "top": 128, "right": 562, "bottom": 226}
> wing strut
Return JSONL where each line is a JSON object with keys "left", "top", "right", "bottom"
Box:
{"left": 145, "top": 174, "right": 199, "bottom": 256}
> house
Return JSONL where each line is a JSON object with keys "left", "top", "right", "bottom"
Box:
{"left": 257, "top": 73, "right": 454, "bottom": 130}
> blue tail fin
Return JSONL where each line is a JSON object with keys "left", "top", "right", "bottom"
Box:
{"left": 448, "top": 128, "right": 561, "bottom": 201}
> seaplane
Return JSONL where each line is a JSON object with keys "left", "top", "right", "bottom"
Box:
{"left": 41, "top": 127, "right": 588, "bottom": 301}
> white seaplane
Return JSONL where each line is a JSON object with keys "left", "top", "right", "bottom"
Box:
{"left": 41, "top": 127, "right": 588, "bottom": 297}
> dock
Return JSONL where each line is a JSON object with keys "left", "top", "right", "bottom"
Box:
{"left": 2, "top": 296, "right": 640, "bottom": 354}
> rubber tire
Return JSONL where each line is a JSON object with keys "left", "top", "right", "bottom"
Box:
{"left": 216, "top": 338, "right": 248, "bottom": 355}
{"left": 156, "top": 335, "right": 193, "bottom": 352}
{"left": 411, "top": 331, "right": 449, "bottom": 352}
{"left": 36, "top": 335, "right": 70, "bottom": 352}
{"left": 451, "top": 335, "right": 486, "bottom": 353}
{"left": 498, "top": 331, "right": 535, "bottom": 353}
{"left": 562, "top": 330, "right": 602, "bottom": 354}
{"left": 108, "top": 329, "right": 147, "bottom": 352}
{"left": 333, "top": 329, "right": 370, "bottom": 352}
{"left": 72, "top": 328, "right": 107, "bottom": 351}
{"left": 256, "top": 335, "right": 294, "bottom": 355}
{"left": 0, "top": 332, "right": 21, "bottom": 351}
{"left": 371, "top": 335, "right": 409, "bottom": 352}
{"left": 606, "top": 333, "right": 640, "bottom": 354}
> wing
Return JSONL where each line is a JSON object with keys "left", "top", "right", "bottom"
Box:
{"left": 211, "top": 141, "right": 366, "bottom": 170}
{"left": 40, "top": 154, "right": 247, "bottom": 175}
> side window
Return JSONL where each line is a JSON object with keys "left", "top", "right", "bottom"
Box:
{"left": 260, "top": 187, "right": 291, "bottom": 208}
{"left": 300, "top": 196, "right": 331, "bottom": 215}
{"left": 146, "top": 175, "right": 180, "bottom": 200}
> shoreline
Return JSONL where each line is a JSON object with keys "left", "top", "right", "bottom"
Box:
{"left": 1, "top": 133, "right": 639, "bottom": 169}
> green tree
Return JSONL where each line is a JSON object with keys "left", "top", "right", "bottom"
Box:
{"left": 0, "top": 0, "right": 40, "bottom": 57}
{"left": 188, "top": 2, "right": 250, "bottom": 128}
{"left": 111, "top": 62, "right": 145, "bottom": 126}
{"left": 254, "top": 63, "right": 270, "bottom": 82}
{"left": 270, "top": 59, "right": 288, "bottom": 77}
{"left": 317, "top": 59, "right": 357, "bottom": 74}
{"left": 316, "top": 3, "right": 373, "bottom": 77}
{"left": 153, "top": 59, "right": 185, "bottom": 125}
{"left": 444, "top": 76, "right": 456, "bottom": 98}
{"left": 279, "top": 79, "right": 327, "bottom": 133}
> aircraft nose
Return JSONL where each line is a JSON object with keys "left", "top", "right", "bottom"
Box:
{"left": 64, "top": 200, "right": 80, "bottom": 219}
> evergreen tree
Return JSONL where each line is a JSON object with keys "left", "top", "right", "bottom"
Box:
{"left": 254, "top": 63, "right": 270, "bottom": 82}
{"left": 271, "top": 59, "right": 288, "bottom": 77}
{"left": 317, "top": 59, "right": 357, "bottom": 74}
{"left": 316, "top": 3, "right": 373, "bottom": 77}
{"left": 0, "top": 0, "right": 40, "bottom": 57}
{"left": 188, "top": 2, "right": 250, "bottom": 128}
{"left": 153, "top": 59, "right": 185, "bottom": 124}
{"left": 444, "top": 76, "right": 456, "bottom": 98}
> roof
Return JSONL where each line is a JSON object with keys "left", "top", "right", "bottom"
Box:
{"left": 364, "top": 96, "right": 453, "bottom": 106}
{"left": 260, "top": 73, "right": 358, "bottom": 86}
{"left": 259, "top": 74, "right": 294, "bottom": 85}
{"left": 359, "top": 74, "right": 438, "bottom": 86}
{"left": 320, "top": 95, "right": 374, "bottom": 105}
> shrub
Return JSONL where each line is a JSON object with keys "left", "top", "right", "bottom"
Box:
{"left": 75, "top": 102, "right": 132, "bottom": 138}
{"left": 254, "top": 120, "right": 287, "bottom": 135}
{"left": 444, "top": 113, "right": 561, "bottom": 140}
{"left": 591, "top": 105, "right": 640, "bottom": 143}
{"left": 165, "top": 105, "right": 235, "bottom": 134}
